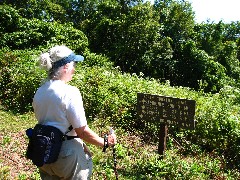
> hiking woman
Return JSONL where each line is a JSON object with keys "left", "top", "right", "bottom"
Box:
{"left": 33, "top": 45, "right": 117, "bottom": 179}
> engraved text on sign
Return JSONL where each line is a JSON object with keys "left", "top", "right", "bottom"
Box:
{"left": 137, "top": 93, "right": 196, "bottom": 129}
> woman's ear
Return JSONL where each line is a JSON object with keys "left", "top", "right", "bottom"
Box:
{"left": 63, "top": 63, "right": 70, "bottom": 71}
{"left": 63, "top": 62, "right": 74, "bottom": 74}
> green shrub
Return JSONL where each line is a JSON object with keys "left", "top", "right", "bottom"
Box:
{"left": 134, "top": 150, "right": 232, "bottom": 179}
{"left": 1, "top": 46, "right": 240, "bottom": 169}
{"left": 71, "top": 64, "right": 240, "bottom": 169}
{"left": 0, "top": 48, "right": 45, "bottom": 112}
{"left": 191, "top": 86, "right": 240, "bottom": 169}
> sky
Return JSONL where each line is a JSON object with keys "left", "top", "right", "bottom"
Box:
{"left": 149, "top": 0, "right": 240, "bottom": 23}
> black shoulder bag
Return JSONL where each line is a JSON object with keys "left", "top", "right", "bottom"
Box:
{"left": 26, "top": 124, "right": 72, "bottom": 167}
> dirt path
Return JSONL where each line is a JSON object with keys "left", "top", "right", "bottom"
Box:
{"left": 0, "top": 131, "right": 37, "bottom": 179}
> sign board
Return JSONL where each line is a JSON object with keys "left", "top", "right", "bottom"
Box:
{"left": 137, "top": 93, "right": 196, "bottom": 129}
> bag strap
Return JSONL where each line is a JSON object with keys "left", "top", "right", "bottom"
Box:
{"left": 64, "top": 125, "right": 73, "bottom": 136}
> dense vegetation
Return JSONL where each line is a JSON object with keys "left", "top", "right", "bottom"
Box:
{"left": 1, "top": 0, "right": 240, "bottom": 179}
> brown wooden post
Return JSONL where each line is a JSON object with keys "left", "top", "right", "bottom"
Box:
{"left": 137, "top": 93, "right": 195, "bottom": 158}
{"left": 158, "top": 124, "right": 168, "bottom": 158}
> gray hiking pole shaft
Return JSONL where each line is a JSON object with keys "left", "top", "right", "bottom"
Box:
{"left": 113, "top": 145, "right": 118, "bottom": 180}
{"left": 110, "top": 128, "right": 118, "bottom": 180}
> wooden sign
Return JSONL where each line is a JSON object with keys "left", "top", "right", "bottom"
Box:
{"left": 137, "top": 93, "right": 196, "bottom": 156}
{"left": 137, "top": 93, "right": 196, "bottom": 129}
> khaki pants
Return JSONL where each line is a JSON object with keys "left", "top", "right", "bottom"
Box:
{"left": 39, "top": 138, "right": 93, "bottom": 180}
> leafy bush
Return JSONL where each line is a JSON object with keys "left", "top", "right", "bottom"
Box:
{"left": 71, "top": 64, "right": 240, "bottom": 169}
{"left": 191, "top": 86, "right": 240, "bottom": 169}
{"left": 2, "top": 49, "right": 240, "bottom": 169}
{"left": 0, "top": 48, "right": 45, "bottom": 112}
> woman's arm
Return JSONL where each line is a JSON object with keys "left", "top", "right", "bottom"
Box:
{"left": 74, "top": 125, "right": 116, "bottom": 147}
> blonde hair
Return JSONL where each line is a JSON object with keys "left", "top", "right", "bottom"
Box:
{"left": 39, "top": 45, "right": 73, "bottom": 79}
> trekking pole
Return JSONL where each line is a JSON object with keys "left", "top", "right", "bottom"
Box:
{"left": 110, "top": 128, "right": 119, "bottom": 180}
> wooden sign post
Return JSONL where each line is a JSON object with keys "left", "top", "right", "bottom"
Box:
{"left": 137, "top": 93, "right": 196, "bottom": 157}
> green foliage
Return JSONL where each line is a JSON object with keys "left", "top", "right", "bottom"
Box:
{"left": 193, "top": 21, "right": 240, "bottom": 91}
{"left": 0, "top": 4, "right": 21, "bottom": 33}
{"left": 134, "top": 150, "right": 226, "bottom": 179}
{"left": 73, "top": 65, "right": 175, "bottom": 130}
{"left": 194, "top": 22, "right": 224, "bottom": 56}
{"left": 1, "top": 0, "right": 240, "bottom": 178}
{"left": 71, "top": 64, "right": 240, "bottom": 170}
{"left": 142, "top": 37, "right": 174, "bottom": 79}
{"left": 1, "top": 57, "right": 240, "bottom": 178}
{"left": 0, "top": 48, "right": 44, "bottom": 112}
{"left": 190, "top": 86, "right": 240, "bottom": 168}
{"left": 155, "top": 0, "right": 195, "bottom": 44}
{"left": 2, "top": 1, "right": 240, "bottom": 93}
{"left": 1, "top": 0, "right": 67, "bottom": 21}
{"left": 172, "top": 40, "right": 227, "bottom": 92}
{"left": 83, "top": 1, "right": 162, "bottom": 75}
{"left": 217, "top": 41, "right": 240, "bottom": 79}
{"left": 0, "top": 5, "right": 88, "bottom": 51}
{"left": 82, "top": 50, "right": 113, "bottom": 68}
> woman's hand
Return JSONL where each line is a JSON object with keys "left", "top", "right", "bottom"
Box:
{"left": 75, "top": 125, "right": 117, "bottom": 148}
{"left": 108, "top": 133, "right": 117, "bottom": 147}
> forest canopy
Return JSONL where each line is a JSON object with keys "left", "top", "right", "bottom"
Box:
{"left": 0, "top": 0, "right": 239, "bottom": 93}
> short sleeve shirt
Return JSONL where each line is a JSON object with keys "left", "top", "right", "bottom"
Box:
{"left": 32, "top": 80, "right": 87, "bottom": 136}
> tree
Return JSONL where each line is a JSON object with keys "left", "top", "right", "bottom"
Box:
{"left": 193, "top": 21, "right": 225, "bottom": 56}
{"left": 141, "top": 37, "right": 174, "bottom": 79}
{"left": 82, "top": 0, "right": 162, "bottom": 75}
{"left": 193, "top": 21, "right": 240, "bottom": 88}
{"left": 173, "top": 40, "right": 227, "bottom": 92}
{"left": 154, "top": 0, "right": 195, "bottom": 47}
{"left": 0, "top": 5, "right": 88, "bottom": 51}
{"left": 1, "top": 0, "right": 67, "bottom": 22}
{"left": 217, "top": 41, "right": 240, "bottom": 80}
